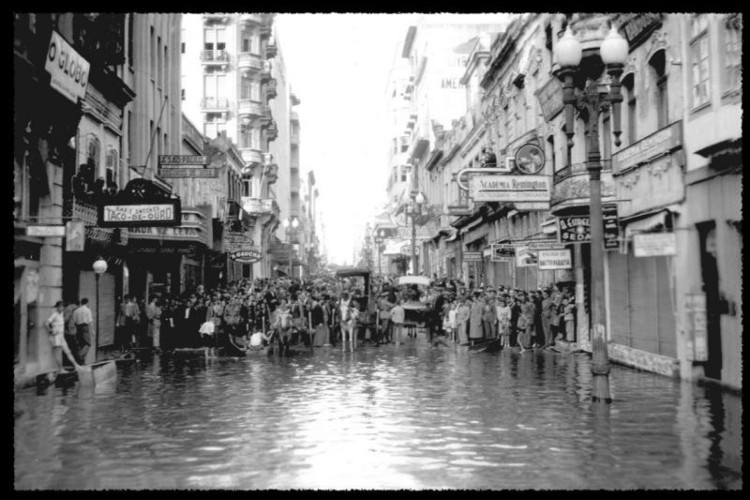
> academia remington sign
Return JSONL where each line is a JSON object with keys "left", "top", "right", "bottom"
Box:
{"left": 470, "top": 175, "right": 551, "bottom": 203}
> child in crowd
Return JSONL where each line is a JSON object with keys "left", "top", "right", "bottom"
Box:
{"left": 496, "top": 297, "right": 512, "bottom": 348}
{"left": 390, "top": 299, "right": 406, "bottom": 346}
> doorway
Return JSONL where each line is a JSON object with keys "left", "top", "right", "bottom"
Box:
{"left": 697, "top": 221, "right": 722, "bottom": 380}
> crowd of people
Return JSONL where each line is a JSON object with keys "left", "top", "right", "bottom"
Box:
{"left": 46, "top": 273, "right": 577, "bottom": 365}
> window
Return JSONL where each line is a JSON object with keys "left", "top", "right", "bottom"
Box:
{"left": 204, "top": 28, "right": 226, "bottom": 58}
{"left": 601, "top": 110, "right": 612, "bottom": 161}
{"left": 204, "top": 74, "right": 227, "bottom": 107}
{"left": 105, "top": 147, "right": 118, "bottom": 184}
{"left": 622, "top": 73, "right": 636, "bottom": 145}
{"left": 157, "top": 36, "right": 163, "bottom": 86}
{"left": 87, "top": 135, "right": 101, "bottom": 176}
{"left": 649, "top": 51, "right": 668, "bottom": 129}
{"left": 690, "top": 14, "right": 711, "bottom": 108}
{"left": 546, "top": 134, "right": 556, "bottom": 172}
{"left": 127, "top": 14, "right": 134, "bottom": 67}
{"left": 240, "top": 124, "right": 253, "bottom": 149}
{"left": 150, "top": 26, "right": 155, "bottom": 77}
{"left": 181, "top": 41, "right": 185, "bottom": 54}
{"left": 204, "top": 114, "right": 226, "bottom": 139}
{"left": 243, "top": 180, "right": 252, "bottom": 197}
{"left": 181, "top": 88, "right": 185, "bottom": 101}
{"left": 722, "top": 14, "right": 742, "bottom": 93}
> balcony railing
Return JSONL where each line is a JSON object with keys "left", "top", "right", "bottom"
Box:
{"left": 240, "top": 148, "right": 263, "bottom": 165}
{"left": 201, "top": 97, "right": 230, "bottom": 110}
{"left": 238, "top": 99, "right": 265, "bottom": 118}
{"left": 203, "top": 13, "right": 231, "bottom": 23}
{"left": 200, "top": 50, "right": 229, "bottom": 64}
{"left": 553, "top": 159, "right": 612, "bottom": 184}
{"left": 238, "top": 52, "right": 263, "bottom": 73}
{"left": 265, "top": 42, "right": 277, "bottom": 59}
{"left": 240, "top": 14, "right": 264, "bottom": 25}
{"left": 265, "top": 78, "right": 278, "bottom": 100}
{"left": 551, "top": 160, "right": 616, "bottom": 210}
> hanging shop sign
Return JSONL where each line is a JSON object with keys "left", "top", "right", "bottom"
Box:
{"left": 514, "top": 202, "right": 550, "bottom": 211}
{"left": 65, "top": 221, "right": 86, "bottom": 252}
{"left": 230, "top": 249, "right": 263, "bottom": 264}
{"left": 159, "top": 168, "right": 217, "bottom": 178}
{"left": 557, "top": 205, "right": 619, "bottom": 249}
{"left": 469, "top": 175, "right": 551, "bottom": 203}
{"left": 26, "top": 225, "right": 66, "bottom": 237}
{"left": 447, "top": 205, "right": 472, "bottom": 217}
{"left": 528, "top": 240, "right": 565, "bottom": 250}
{"left": 515, "top": 246, "right": 538, "bottom": 267}
{"left": 685, "top": 292, "right": 708, "bottom": 362}
{"left": 490, "top": 244, "right": 515, "bottom": 262}
{"left": 462, "top": 251, "right": 483, "bottom": 262}
{"left": 514, "top": 143, "right": 546, "bottom": 175}
{"left": 538, "top": 248, "right": 573, "bottom": 270}
{"left": 400, "top": 244, "right": 420, "bottom": 256}
{"left": 158, "top": 155, "right": 208, "bottom": 166}
{"left": 535, "top": 76, "right": 565, "bottom": 121}
{"left": 45, "top": 30, "right": 90, "bottom": 103}
{"left": 241, "top": 197, "right": 274, "bottom": 215}
{"left": 633, "top": 232, "right": 676, "bottom": 257}
{"left": 611, "top": 121, "right": 683, "bottom": 175}
{"left": 99, "top": 199, "right": 181, "bottom": 227}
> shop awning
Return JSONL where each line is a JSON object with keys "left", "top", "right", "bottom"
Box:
{"left": 623, "top": 208, "right": 678, "bottom": 238}
{"left": 383, "top": 240, "right": 410, "bottom": 256}
{"left": 541, "top": 218, "right": 558, "bottom": 235}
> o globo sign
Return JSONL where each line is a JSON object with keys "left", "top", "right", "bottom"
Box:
{"left": 45, "top": 31, "right": 90, "bottom": 103}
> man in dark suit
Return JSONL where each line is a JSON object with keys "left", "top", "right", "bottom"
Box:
{"left": 175, "top": 294, "right": 200, "bottom": 347}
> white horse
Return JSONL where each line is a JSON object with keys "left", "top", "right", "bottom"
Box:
{"left": 339, "top": 300, "right": 359, "bottom": 352}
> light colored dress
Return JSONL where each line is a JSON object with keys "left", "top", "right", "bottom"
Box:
{"left": 469, "top": 302, "right": 484, "bottom": 339}
{"left": 46, "top": 311, "right": 65, "bottom": 347}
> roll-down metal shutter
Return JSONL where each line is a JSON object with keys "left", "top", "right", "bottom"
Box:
{"left": 608, "top": 252, "right": 631, "bottom": 347}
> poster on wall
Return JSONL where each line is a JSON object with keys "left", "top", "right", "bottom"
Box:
{"left": 65, "top": 221, "right": 85, "bottom": 252}
{"left": 633, "top": 232, "right": 677, "bottom": 257}
{"left": 515, "top": 246, "right": 538, "bottom": 267}
{"left": 538, "top": 249, "right": 573, "bottom": 270}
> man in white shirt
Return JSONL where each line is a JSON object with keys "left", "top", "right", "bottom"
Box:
{"left": 72, "top": 298, "right": 93, "bottom": 362}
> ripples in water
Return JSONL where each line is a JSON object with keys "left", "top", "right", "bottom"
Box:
{"left": 15, "top": 342, "right": 742, "bottom": 490}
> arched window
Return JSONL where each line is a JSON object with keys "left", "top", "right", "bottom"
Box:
{"left": 649, "top": 50, "right": 668, "bottom": 130}
{"left": 621, "top": 73, "right": 636, "bottom": 145}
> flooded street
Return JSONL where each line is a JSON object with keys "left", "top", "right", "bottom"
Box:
{"left": 15, "top": 341, "right": 742, "bottom": 490}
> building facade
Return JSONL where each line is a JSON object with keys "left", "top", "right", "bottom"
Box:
{"left": 390, "top": 13, "right": 742, "bottom": 390}
{"left": 181, "top": 13, "right": 288, "bottom": 279}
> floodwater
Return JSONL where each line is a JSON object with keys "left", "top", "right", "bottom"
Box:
{"left": 14, "top": 339, "right": 742, "bottom": 490}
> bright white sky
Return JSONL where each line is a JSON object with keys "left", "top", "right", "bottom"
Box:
{"left": 275, "top": 13, "right": 416, "bottom": 266}
{"left": 275, "top": 13, "right": 501, "bottom": 266}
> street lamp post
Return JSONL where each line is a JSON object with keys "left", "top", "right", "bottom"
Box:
{"left": 375, "top": 230, "right": 385, "bottom": 276}
{"left": 92, "top": 257, "right": 108, "bottom": 363}
{"left": 282, "top": 217, "right": 299, "bottom": 279}
{"left": 410, "top": 192, "right": 425, "bottom": 275}
{"left": 554, "top": 20, "right": 628, "bottom": 404}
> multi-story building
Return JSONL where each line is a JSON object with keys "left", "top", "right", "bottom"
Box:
{"left": 380, "top": 15, "right": 508, "bottom": 275}
{"left": 181, "top": 13, "right": 286, "bottom": 278}
{"left": 395, "top": 13, "right": 742, "bottom": 390}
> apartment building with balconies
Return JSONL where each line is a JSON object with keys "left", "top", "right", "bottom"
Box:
{"left": 181, "top": 13, "right": 288, "bottom": 278}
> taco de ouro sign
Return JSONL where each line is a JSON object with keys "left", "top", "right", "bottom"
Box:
{"left": 99, "top": 200, "right": 181, "bottom": 227}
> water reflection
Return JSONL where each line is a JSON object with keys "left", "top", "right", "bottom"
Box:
{"left": 15, "top": 340, "right": 742, "bottom": 490}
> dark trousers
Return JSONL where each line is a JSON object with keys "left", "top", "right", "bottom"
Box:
{"left": 64, "top": 334, "right": 81, "bottom": 365}
{"left": 75, "top": 323, "right": 91, "bottom": 362}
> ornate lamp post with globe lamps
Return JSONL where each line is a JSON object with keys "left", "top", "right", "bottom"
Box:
{"left": 92, "top": 257, "right": 108, "bottom": 363}
{"left": 553, "top": 18, "right": 629, "bottom": 403}
{"left": 282, "top": 217, "right": 299, "bottom": 279}
{"left": 409, "top": 192, "right": 426, "bottom": 276}
{"left": 374, "top": 230, "right": 385, "bottom": 276}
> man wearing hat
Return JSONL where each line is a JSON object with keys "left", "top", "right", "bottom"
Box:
{"left": 377, "top": 286, "right": 397, "bottom": 344}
